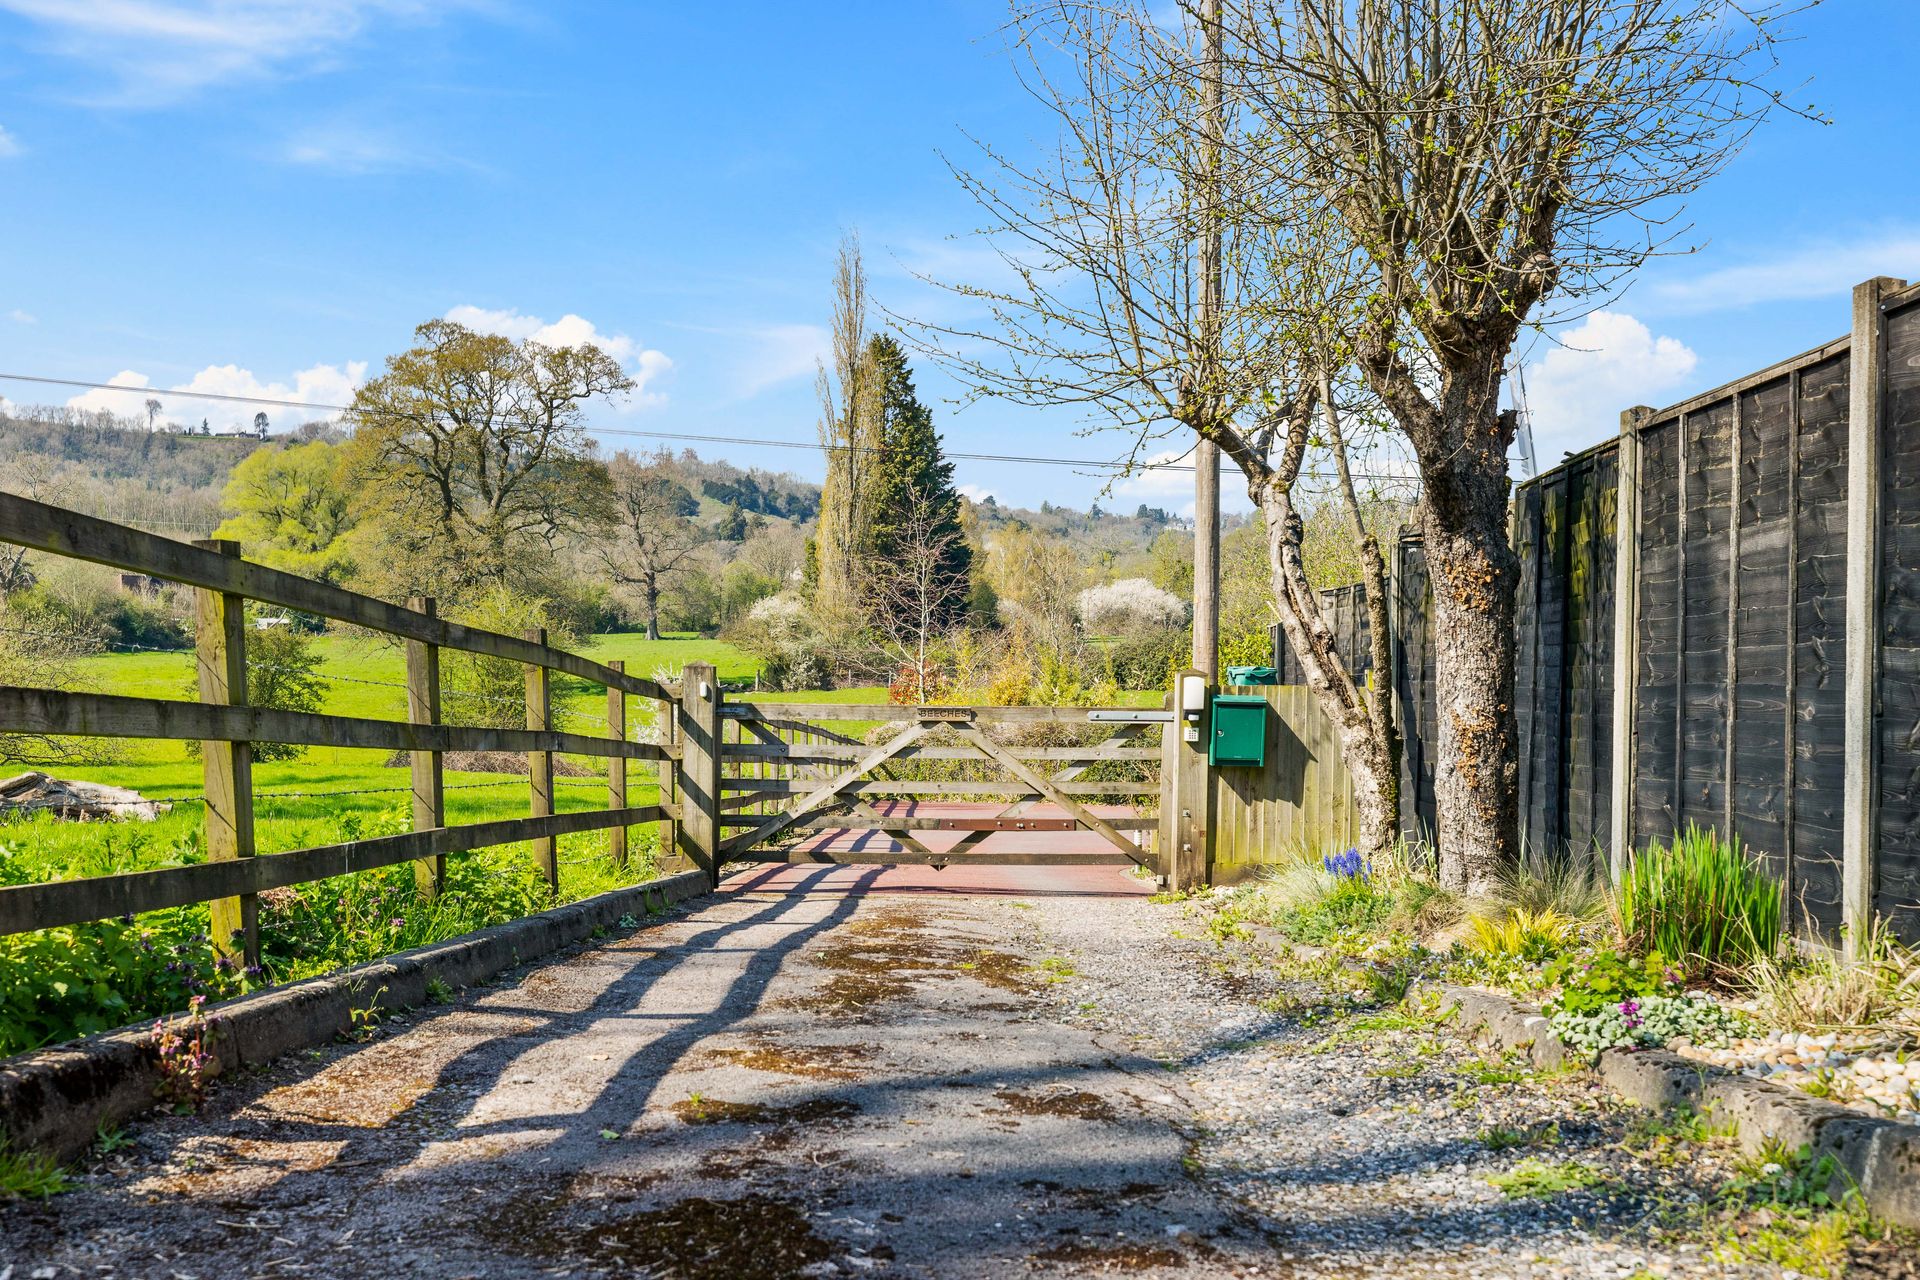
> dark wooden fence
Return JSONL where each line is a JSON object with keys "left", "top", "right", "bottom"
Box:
{"left": 1380, "top": 276, "right": 1920, "bottom": 949}
{"left": 0, "top": 493, "right": 682, "bottom": 962}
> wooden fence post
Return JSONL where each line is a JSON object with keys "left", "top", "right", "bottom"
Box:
{"left": 525, "top": 628, "right": 557, "bottom": 896}
{"left": 1609, "top": 409, "right": 1650, "bottom": 884}
{"left": 1843, "top": 276, "right": 1904, "bottom": 959}
{"left": 1166, "top": 667, "right": 1212, "bottom": 891}
{"left": 405, "top": 596, "right": 445, "bottom": 898}
{"left": 193, "top": 539, "right": 257, "bottom": 971}
{"left": 678, "top": 662, "right": 722, "bottom": 885}
{"left": 657, "top": 687, "right": 682, "bottom": 874}
{"left": 607, "top": 659, "right": 628, "bottom": 870}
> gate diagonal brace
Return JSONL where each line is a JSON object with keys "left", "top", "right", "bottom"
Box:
{"left": 721, "top": 721, "right": 931, "bottom": 857}
{"left": 952, "top": 724, "right": 1149, "bottom": 867}
{"left": 739, "top": 717, "right": 937, "bottom": 855}
{"left": 944, "top": 725, "right": 1147, "bottom": 856}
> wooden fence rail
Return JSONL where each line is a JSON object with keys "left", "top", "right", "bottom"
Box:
{"left": 0, "top": 493, "right": 684, "bottom": 967}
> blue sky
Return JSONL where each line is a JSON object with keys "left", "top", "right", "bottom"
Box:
{"left": 2, "top": 1, "right": 1916, "bottom": 514}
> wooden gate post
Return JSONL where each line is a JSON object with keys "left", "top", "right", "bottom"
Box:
{"left": 193, "top": 539, "right": 258, "bottom": 971}
{"left": 607, "top": 659, "right": 628, "bottom": 871}
{"left": 678, "top": 662, "right": 722, "bottom": 885}
{"left": 1166, "top": 667, "right": 1213, "bottom": 891}
{"left": 525, "top": 629, "right": 557, "bottom": 896}
{"left": 405, "top": 596, "right": 446, "bottom": 898}
{"left": 1843, "top": 276, "right": 1904, "bottom": 959}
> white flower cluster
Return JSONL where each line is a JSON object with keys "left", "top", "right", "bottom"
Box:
{"left": 1076, "top": 578, "right": 1188, "bottom": 633}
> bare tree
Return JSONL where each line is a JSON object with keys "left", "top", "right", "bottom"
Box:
{"left": 908, "top": 0, "right": 1404, "bottom": 853}
{"left": 873, "top": 486, "right": 972, "bottom": 704}
{"left": 599, "top": 451, "right": 704, "bottom": 640}
{"left": 1234, "top": 0, "right": 1800, "bottom": 890}
{"left": 144, "top": 398, "right": 162, "bottom": 432}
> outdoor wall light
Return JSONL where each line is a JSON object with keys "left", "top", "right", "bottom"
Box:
{"left": 1178, "top": 673, "right": 1208, "bottom": 721}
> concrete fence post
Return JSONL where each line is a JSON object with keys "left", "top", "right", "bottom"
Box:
{"left": 1843, "top": 276, "right": 1905, "bottom": 959}
{"left": 1608, "top": 408, "right": 1651, "bottom": 884}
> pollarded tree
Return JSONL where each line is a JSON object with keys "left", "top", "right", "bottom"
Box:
{"left": 909, "top": 0, "right": 1405, "bottom": 856}
{"left": 865, "top": 334, "right": 973, "bottom": 633}
{"left": 1235, "top": 0, "right": 1801, "bottom": 890}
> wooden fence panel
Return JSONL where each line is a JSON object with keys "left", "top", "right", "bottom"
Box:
{"left": 1209, "top": 684, "right": 1355, "bottom": 880}
{"left": 1877, "top": 299, "right": 1920, "bottom": 940}
{"left": 1793, "top": 352, "right": 1850, "bottom": 936}
{"left": 1734, "top": 377, "right": 1794, "bottom": 886}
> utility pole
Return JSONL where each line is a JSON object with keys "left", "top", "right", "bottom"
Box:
{"left": 1190, "top": 0, "right": 1223, "bottom": 680}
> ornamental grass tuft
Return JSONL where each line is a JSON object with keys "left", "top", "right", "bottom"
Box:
{"left": 1615, "top": 825, "right": 1783, "bottom": 971}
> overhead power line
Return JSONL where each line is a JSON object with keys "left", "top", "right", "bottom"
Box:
{"left": 0, "top": 369, "right": 1423, "bottom": 484}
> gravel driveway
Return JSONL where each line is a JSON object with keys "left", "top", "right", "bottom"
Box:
{"left": 0, "top": 864, "right": 1903, "bottom": 1278}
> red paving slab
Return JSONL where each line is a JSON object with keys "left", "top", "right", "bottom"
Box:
{"left": 720, "top": 800, "right": 1156, "bottom": 898}
{"left": 717, "top": 860, "right": 1154, "bottom": 898}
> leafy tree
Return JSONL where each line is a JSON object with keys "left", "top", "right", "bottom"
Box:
{"left": 183, "top": 623, "right": 327, "bottom": 762}
{"left": 863, "top": 334, "right": 972, "bottom": 633}
{"left": 344, "top": 318, "right": 626, "bottom": 600}
{"left": 212, "top": 441, "right": 356, "bottom": 583}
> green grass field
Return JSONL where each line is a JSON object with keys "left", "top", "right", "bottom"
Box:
{"left": 7, "top": 633, "right": 761, "bottom": 880}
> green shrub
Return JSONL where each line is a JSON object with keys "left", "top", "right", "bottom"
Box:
{"left": 1616, "top": 825, "right": 1783, "bottom": 969}
{"left": 184, "top": 621, "right": 328, "bottom": 761}
{"left": 1103, "top": 626, "right": 1186, "bottom": 691}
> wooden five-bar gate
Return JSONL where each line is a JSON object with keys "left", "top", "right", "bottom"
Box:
{"left": 0, "top": 494, "right": 1182, "bottom": 982}
{"left": 709, "top": 700, "right": 1164, "bottom": 870}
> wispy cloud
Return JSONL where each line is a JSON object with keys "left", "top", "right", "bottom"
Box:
{"left": 1520, "top": 311, "right": 1697, "bottom": 463}
{"left": 1645, "top": 230, "right": 1920, "bottom": 315}
{"left": 445, "top": 304, "right": 672, "bottom": 409}
{"left": 0, "top": 1, "right": 479, "bottom": 106}
{"left": 7, "top": 309, "right": 35, "bottom": 324}
{"left": 0, "top": 125, "right": 20, "bottom": 157}
{"left": 282, "top": 121, "right": 481, "bottom": 175}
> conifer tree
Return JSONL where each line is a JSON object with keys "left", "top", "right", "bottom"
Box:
{"left": 863, "top": 334, "right": 973, "bottom": 632}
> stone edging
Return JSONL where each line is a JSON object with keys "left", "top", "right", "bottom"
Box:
{"left": 0, "top": 869, "right": 709, "bottom": 1163}
{"left": 1242, "top": 923, "right": 1920, "bottom": 1228}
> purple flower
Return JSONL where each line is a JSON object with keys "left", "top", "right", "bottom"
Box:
{"left": 1619, "top": 998, "right": 1642, "bottom": 1030}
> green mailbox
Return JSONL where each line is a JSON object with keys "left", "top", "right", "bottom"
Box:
{"left": 1209, "top": 693, "right": 1268, "bottom": 767}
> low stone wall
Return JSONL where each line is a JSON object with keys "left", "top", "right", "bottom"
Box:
{"left": 0, "top": 869, "right": 708, "bottom": 1162}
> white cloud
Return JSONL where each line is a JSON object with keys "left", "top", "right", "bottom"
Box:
{"left": 1646, "top": 231, "right": 1920, "bottom": 315}
{"left": 65, "top": 370, "right": 153, "bottom": 415}
{"left": 0, "top": 125, "right": 20, "bottom": 157}
{"left": 0, "top": 1, "right": 475, "bottom": 106}
{"left": 1108, "top": 448, "right": 1201, "bottom": 510}
{"left": 63, "top": 362, "right": 364, "bottom": 431}
{"left": 958, "top": 483, "right": 997, "bottom": 504}
{"left": 1520, "top": 311, "right": 1697, "bottom": 463}
{"left": 7, "top": 309, "right": 34, "bottom": 324}
{"left": 445, "top": 305, "right": 673, "bottom": 408}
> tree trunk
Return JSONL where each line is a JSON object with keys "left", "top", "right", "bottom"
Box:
{"left": 644, "top": 582, "right": 662, "bottom": 642}
{"left": 1254, "top": 479, "right": 1398, "bottom": 856}
{"left": 1419, "top": 400, "right": 1521, "bottom": 896}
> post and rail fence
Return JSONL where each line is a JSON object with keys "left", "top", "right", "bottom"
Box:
{"left": 0, "top": 492, "right": 685, "bottom": 967}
